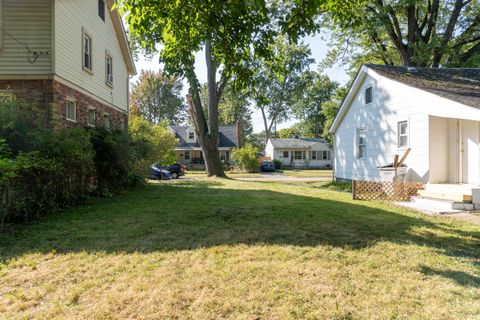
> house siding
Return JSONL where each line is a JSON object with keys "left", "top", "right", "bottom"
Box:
{"left": 334, "top": 74, "right": 430, "bottom": 182}
{"left": 54, "top": 0, "right": 129, "bottom": 111}
{"left": 266, "top": 140, "right": 333, "bottom": 168}
{"left": 0, "top": 0, "right": 52, "bottom": 76}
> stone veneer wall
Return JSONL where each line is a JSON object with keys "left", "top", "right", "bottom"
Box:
{"left": 0, "top": 79, "right": 127, "bottom": 130}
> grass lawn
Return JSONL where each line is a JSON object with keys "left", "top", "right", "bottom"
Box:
{"left": 186, "top": 171, "right": 264, "bottom": 179}
{"left": 1, "top": 179, "right": 479, "bottom": 319}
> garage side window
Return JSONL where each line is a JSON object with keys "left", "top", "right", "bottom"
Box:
{"left": 357, "top": 129, "right": 366, "bottom": 158}
{"left": 398, "top": 121, "right": 409, "bottom": 148}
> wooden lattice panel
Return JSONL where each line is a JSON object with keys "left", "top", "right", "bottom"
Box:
{"left": 352, "top": 180, "right": 424, "bottom": 202}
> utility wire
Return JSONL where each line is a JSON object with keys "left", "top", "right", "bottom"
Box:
{"left": 2, "top": 29, "right": 40, "bottom": 64}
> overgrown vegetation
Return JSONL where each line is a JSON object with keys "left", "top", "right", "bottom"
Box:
{"left": 231, "top": 144, "right": 259, "bottom": 173}
{"left": 0, "top": 100, "right": 175, "bottom": 226}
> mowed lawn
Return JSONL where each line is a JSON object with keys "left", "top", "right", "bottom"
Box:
{"left": 0, "top": 179, "right": 479, "bottom": 319}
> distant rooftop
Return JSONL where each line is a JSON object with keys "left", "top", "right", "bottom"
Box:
{"left": 269, "top": 138, "right": 328, "bottom": 149}
{"left": 168, "top": 125, "right": 239, "bottom": 149}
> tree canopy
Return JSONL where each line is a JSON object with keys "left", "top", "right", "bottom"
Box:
{"left": 322, "top": 0, "right": 480, "bottom": 70}
{"left": 130, "top": 70, "right": 187, "bottom": 125}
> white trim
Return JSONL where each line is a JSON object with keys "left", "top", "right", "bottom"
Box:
{"left": 105, "top": 50, "right": 113, "bottom": 87}
{"left": 87, "top": 106, "right": 96, "bottom": 127}
{"left": 364, "top": 85, "right": 374, "bottom": 105}
{"left": 397, "top": 120, "right": 409, "bottom": 149}
{"left": 65, "top": 99, "right": 77, "bottom": 122}
{"left": 82, "top": 29, "right": 93, "bottom": 74}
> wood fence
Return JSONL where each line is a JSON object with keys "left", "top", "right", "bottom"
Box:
{"left": 352, "top": 180, "right": 424, "bottom": 201}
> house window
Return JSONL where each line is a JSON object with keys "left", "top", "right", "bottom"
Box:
{"left": 65, "top": 100, "right": 76, "bottom": 122}
{"left": 106, "top": 53, "right": 113, "bottom": 85}
{"left": 311, "top": 151, "right": 317, "bottom": 160}
{"left": 357, "top": 129, "right": 366, "bottom": 158}
{"left": 220, "top": 151, "right": 226, "bottom": 161}
{"left": 98, "top": 0, "right": 105, "bottom": 21}
{"left": 189, "top": 132, "right": 195, "bottom": 140}
{"left": 398, "top": 121, "right": 409, "bottom": 148}
{"left": 321, "top": 151, "right": 331, "bottom": 160}
{"left": 104, "top": 114, "right": 111, "bottom": 130}
{"left": 87, "top": 108, "right": 96, "bottom": 127}
{"left": 294, "top": 151, "right": 305, "bottom": 160}
{"left": 365, "top": 86, "right": 373, "bottom": 105}
{"left": 83, "top": 31, "right": 92, "bottom": 72}
{"left": 283, "top": 151, "right": 289, "bottom": 158}
{"left": 185, "top": 151, "right": 190, "bottom": 160}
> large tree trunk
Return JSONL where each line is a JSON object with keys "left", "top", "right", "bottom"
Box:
{"left": 185, "top": 40, "right": 227, "bottom": 178}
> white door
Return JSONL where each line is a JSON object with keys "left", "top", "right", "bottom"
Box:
{"left": 461, "top": 120, "right": 480, "bottom": 184}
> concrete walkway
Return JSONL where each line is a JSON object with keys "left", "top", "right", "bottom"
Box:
{"left": 395, "top": 198, "right": 480, "bottom": 225}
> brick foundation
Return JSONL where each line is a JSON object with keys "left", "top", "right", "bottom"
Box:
{"left": 0, "top": 79, "right": 127, "bottom": 130}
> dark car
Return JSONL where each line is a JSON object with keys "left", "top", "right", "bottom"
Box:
{"left": 150, "top": 164, "right": 172, "bottom": 180}
{"left": 165, "top": 163, "right": 186, "bottom": 179}
{"left": 260, "top": 160, "right": 276, "bottom": 172}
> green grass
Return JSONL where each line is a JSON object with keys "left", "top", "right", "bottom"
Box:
{"left": 0, "top": 179, "right": 479, "bottom": 319}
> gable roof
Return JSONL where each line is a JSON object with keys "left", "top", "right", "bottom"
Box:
{"left": 106, "top": 0, "right": 136, "bottom": 75}
{"left": 169, "top": 125, "right": 239, "bottom": 149}
{"left": 269, "top": 138, "right": 328, "bottom": 149}
{"left": 330, "top": 64, "right": 480, "bottom": 133}
{"left": 366, "top": 64, "right": 480, "bottom": 109}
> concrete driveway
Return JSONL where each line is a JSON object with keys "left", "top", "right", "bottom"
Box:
{"left": 235, "top": 172, "right": 332, "bottom": 182}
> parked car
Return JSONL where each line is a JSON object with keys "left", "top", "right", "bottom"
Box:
{"left": 260, "top": 160, "right": 276, "bottom": 172}
{"left": 150, "top": 164, "right": 172, "bottom": 180}
{"left": 165, "top": 163, "right": 186, "bottom": 179}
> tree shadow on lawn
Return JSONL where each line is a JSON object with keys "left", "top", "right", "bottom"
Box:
{"left": 1, "top": 180, "right": 479, "bottom": 276}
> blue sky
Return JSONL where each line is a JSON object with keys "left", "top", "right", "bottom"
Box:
{"left": 132, "top": 33, "right": 350, "bottom": 133}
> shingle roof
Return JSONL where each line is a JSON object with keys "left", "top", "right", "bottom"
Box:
{"left": 269, "top": 138, "right": 328, "bottom": 149}
{"left": 169, "top": 125, "right": 239, "bottom": 149}
{"left": 366, "top": 64, "right": 480, "bottom": 109}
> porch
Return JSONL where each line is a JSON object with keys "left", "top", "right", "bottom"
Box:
{"left": 174, "top": 149, "right": 231, "bottom": 166}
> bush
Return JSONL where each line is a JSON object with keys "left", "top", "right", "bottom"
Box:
{"left": 0, "top": 100, "right": 164, "bottom": 227}
{"left": 273, "top": 159, "right": 282, "bottom": 170}
{"left": 129, "top": 115, "right": 178, "bottom": 175}
{"left": 231, "top": 144, "right": 259, "bottom": 173}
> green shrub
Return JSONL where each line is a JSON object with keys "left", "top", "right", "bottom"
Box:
{"left": 272, "top": 159, "right": 282, "bottom": 170}
{"left": 231, "top": 144, "right": 259, "bottom": 173}
{"left": 129, "top": 115, "right": 178, "bottom": 175}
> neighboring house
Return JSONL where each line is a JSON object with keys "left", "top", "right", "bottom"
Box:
{"left": 265, "top": 138, "right": 332, "bottom": 168}
{"left": 0, "top": 0, "right": 136, "bottom": 129}
{"left": 168, "top": 124, "right": 240, "bottom": 167}
{"left": 330, "top": 64, "right": 480, "bottom": 185}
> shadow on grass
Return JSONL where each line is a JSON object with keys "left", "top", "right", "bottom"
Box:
{"left": 420, "top": 265, "right": 480, "bottom": 288}
{"left": 1, "top": 180, "right": 479, "bottom": 284}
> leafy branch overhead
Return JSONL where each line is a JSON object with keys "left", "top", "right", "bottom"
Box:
{"left": 322, "top": 0, "right": 480, "bottom": 70}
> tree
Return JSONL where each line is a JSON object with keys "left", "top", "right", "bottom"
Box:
{"left": 200, "top": 84, "right": 253, "bottom": 145}
{"left": 292, "top": 71, "right": 338, "bottom": 137}
{"left": 130, "top": 70, "right": 187, "bottom": 125}
{"left": 249, "top": 37, "right": 314, "bottom": 146}
{"left": 118, "top": 1, "right": 279, "bottom": 177}
{"left": 323, "top": 0, "right": 480, "bottom": 69}
{"left": 321, "top": 86, "right": 349, "bottom": 143}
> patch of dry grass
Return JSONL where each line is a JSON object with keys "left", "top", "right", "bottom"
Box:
{"left": 0, "top": 179, "right": 479, "bottom": 319}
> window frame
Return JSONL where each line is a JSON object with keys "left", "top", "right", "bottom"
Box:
{"left": 311, "top": 151, "right": 317, "bottom": 160}
{"left": 397, "top": 120, "right": 409, "bottom": 149}
{"left": 365, "top": 86, "right": 373, "bottom": 105}
{"left": 82, "top": 29, "right": 93, "bottom": 73}
{"left": 294, "top": 151, "right": 305, "bottom": 160}
{"left": 357, "top": 129, "right": 367, "bottom": 159}
{"left": 282, "top": 151, "right": 289, "bottom": 158}
{"left": 188, "top": 131, "right": 195, "bottom": 140}
{"left": 103, "top": 113, "right": 111, "bottom": 130}
{"left": 87, "top": 107, "right": 96, "bottom": 127}
{"left": 98, "top": 0, "right": 106, "bottom": 21}
{"left": 184, "top": 151, "right": 190, "bottom": 160}
{"left": 321, "top": 150, "right": 331, "bottom": 160}
{"left": 105, "top": 51, "right": 113, "bottom": 86}
{"left": 65, "top": 99, "right": 77, "bottom": 122}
